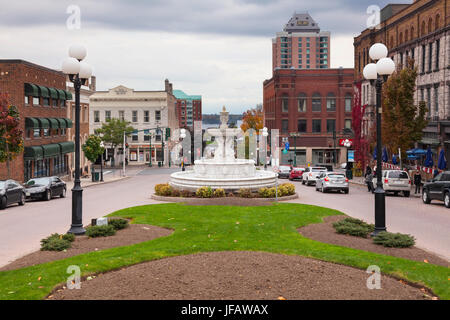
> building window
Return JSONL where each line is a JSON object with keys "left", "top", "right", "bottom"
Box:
{"left": 297, "top": 119, "right": 307, "bottom": 133}
{"left": 144, "top": 134, "right": 150, "bottom": 141}
{"left": 132, "top": 134, "right": 138, "bottom": 142}
{"left": 428, "top": 43, "right": 433, "bottom": 72}
{"left": 281, "top": 119, "right": 289, "bottom": 133}
{"left": 105, "top": 111, "right": 111, "bottom": 122}
{"left": 297, "top": 94, "right": 306, "bottom": 112}
{"left": 117, "top": 110, "right": 124, "bottom": 121}
{"left": 52, "top": 99, "right": 58, "bottom": 107}
{"left": 33, "top": 129, "right": 41, "bottom": 138}
{"left": 427, "top": 88, "right": 431, "bottom": 117}
{"left": 421, "top": 45, "right": 426, "bottom": 73}
{"left": 435, "top": 39, "right": 440, "bottom": 70}
{"left": 33, "top": 97, "right": 40, "bottom": 105}
{"left": 434, "top": 86, "right": 439, "bottom": 116}
{"left": 345, "top": 119, "right": 352, "bottom": 129}
{"left": 326, "top": 119, "right": 335, "bottom": 133}
{"left": 43, "top": 128, "right": 50, "bottom": 137}
{"left": 155, "top": 110, "right": 161, "bottom": 121}
{"left": 60, "top": 100, "right": 66, "bottom": 107}
{"left": 94, "top": 111, "right": 100, "bottom": 122}
{"left": 282, "top": 95, "right": 289, "bottom": 113}
{"left": 312, "top": 120, "right": 321, "bottom": 133}
{"left": 132, "top": 111, "right": 138, "bottom": 123}
{"left": 312, "top": 93, "right": 321, "bottom": 112}
{"left": 144, "top": 110, "right": 150, "bottom": 122}
{"left": 43, "top": 98, "right": 50, "bottom": 106}
{"left": 25, "top": 96, "right": 30, "bottom": 105}
{"left": 345, "top": 94, "right": 352, "bottom": 112}
{"left": 326, "top": 93, "right": 336, "bottom": 111}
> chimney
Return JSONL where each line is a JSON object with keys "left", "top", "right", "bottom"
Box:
{"left": 165, "top": 79, "right": 170, "bottom": 92}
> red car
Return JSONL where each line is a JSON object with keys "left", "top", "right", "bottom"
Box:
{"left": 289, "top": 167, "right": 305, "bottom": 181}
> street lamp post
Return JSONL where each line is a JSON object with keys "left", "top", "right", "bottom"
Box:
{"left": 262, "top": 127, "right": 269, "bottom": 170}
{"left": 290, "top": 132, "right": 301, "bottom": 167}
{"left": 180, "top": 129, "right": 186, "bottom": 171}
{"left": 363, "top": 43, "right": 396, "bottom": 236}
{"left": 62, "top": 44, "right": 92, "bottom": 235}
{"left": 100, "top": 141, "right": 105, "bottom": 182}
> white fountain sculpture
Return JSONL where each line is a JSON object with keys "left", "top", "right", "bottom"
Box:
{"left": 170, "top": 107, "right": 277, "bottom": 191}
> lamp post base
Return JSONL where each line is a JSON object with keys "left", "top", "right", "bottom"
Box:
{"left": 370, "top": 186, "right": 386, "bottom": 237}
{"left": 69, "top": 186, "right": 85, "bottom": 235}
{"left": 68, "top": 224, "right": 86, "bottom": 235}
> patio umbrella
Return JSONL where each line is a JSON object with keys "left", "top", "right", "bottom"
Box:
{"left": 424, "top": 147, "right": 434, "bottom": 168}
{"left": 373, "top": 147, "right": 377, "bottom": 160}
{"left": 392, "top": 154, "right": 398, "bottom": 165}
{"left": 438, "top": 149, "right": 447, "bottom": 170}
{"left": 382, "top": 147, "right": 388, "bottom": 163}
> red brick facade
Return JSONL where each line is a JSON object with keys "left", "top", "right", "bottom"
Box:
{"left": 0, "top": 60, "right": 70, "bottom": 182}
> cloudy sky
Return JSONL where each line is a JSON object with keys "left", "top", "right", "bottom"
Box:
{"left": 0, "top": 0, "right": 411, "bottom": 113}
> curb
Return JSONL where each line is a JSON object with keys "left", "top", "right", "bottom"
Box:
{"left": 69, "top": 176, "right": 131, "bottom": 189}
{"left": 150, "top": 193, "right": 299, "bottom": 203}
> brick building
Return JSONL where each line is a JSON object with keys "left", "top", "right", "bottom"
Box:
{"left": 263, "top": 68, "right": 354, "bottom": 166}
{"left": 354, "top": 0, "right": 450, "bottom": 163}
{"left": 272, "top": 12, "right": 331, "bottom": 71}
{"left": 172, "top": 89, "right": 202, "bottom": 129}
{"left": 0, "top": 60, "right": 74, "bottom": 182}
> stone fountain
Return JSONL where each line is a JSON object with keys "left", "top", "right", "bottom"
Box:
{"left": 170, "top": 107, "right": 277, "bottom": 191}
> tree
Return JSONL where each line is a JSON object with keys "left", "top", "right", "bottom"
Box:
{"left": 240, "top": 108, "right": 264, "bottom": 133}
{"left": 381, "top": 60, "right": 428, "bottom": 159}
{"left": 0, "top": 93, "right": 23, "bottom": 179}
{"left": 94, "top": 118, "right": 135, "bottom": 164}
{"left": 82, "top": 135, "right": 105, "bottom": 171}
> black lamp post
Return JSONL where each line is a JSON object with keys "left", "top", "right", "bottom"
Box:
{"left": 62, "top": 44, "right": 92, "bottom": 235}
{"left": 100, "top": 141, "right": 104, "bottom": 182}
{"left": 363, "top": 43, "right": 396, "bottom": 236}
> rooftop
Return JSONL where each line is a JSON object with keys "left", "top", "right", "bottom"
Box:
{"left": 172, "top": 89, "right": 202, "bottom": 101}
{"left": 283, "top": 12, "right": 321, "bottom": 33}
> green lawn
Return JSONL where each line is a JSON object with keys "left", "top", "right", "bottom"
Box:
{"left": 0, "top": 203, "right": 448, "bottom": 300}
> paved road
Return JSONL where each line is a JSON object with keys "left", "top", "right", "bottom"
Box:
{"left": 0, "top": 167, "right": 177, "bottom": 267}
{"left": 1, "top": 169, "right": 448, "bottom": 267}
{"left": 287, "top": 179, "right": 450, "bottom": 261}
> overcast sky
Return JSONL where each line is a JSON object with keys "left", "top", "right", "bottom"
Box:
{"left": 0, "top": 0, "right": 411, "bottom": 113}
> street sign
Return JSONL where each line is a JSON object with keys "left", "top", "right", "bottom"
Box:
{"left": 348, "top": 150, "right": 355, "bottom": 162}
{"left": 285, "top": 142, "right": 290, "bottom": 150}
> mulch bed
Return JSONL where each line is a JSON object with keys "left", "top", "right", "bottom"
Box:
{"left": 182, "top": 198, "right": 272, "bottom": 206}
{"left": 298, "top": 215, "right": 449, "bottom": 268}
{"left": 0, "top": 224, "right": 173, "bottom": 272}
{"left": 47, "top": 251, "right": 434, "bottom": 300}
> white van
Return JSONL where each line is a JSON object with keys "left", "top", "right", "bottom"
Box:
{"left": 373, "top": 170, "right": 411, "bottom": 197}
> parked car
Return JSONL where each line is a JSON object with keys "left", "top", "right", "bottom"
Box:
{"left": 302, "top": 167, "right": 328, "bottom": 186}
{"left": 24, "top": 176, "right": 67, "bottom": 201}
{"left": 277, "top": 166, "right": 292, "bottom": 179}
{"left": 0, "top": 180, "right": 26, "bottom": 209}
{"left": 373, "top": 170, "right": 411, "bottom": 197}
{"left": 289, "top": 167, "right": 305, "bottom": 181}
{"left": 422, "top": 171, "right": 450, "bottom": 208}
{"left": 316, "top": 172, "right": 349, "bottom": 194}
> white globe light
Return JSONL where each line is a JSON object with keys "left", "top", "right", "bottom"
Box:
{"left": 180, "top": 134, "right": 186, "bottom": 139}
{"left": 69, "top": 44, "right": 87, "bottom": 61}
{"left": 61, "top": 57, "right": 80, "bottom": 75}
{"left": 369, "top": 43, "right": 388, "bottom": 61}
{"left": 79, "top": 62, "right": 93, "bottom": 79}
{"left": 377, "top": 57, "right": 396, "bottom": 76}
{"left": 363, "top": 63, "right": 378, "bottom": 80}
{"left": 180, "top": 129, "right": 186, "bottom": 135}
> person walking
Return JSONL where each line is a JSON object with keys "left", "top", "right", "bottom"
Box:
{"left": 413, "top": 170, "right": 422, "bottom": 194}
{"left": 365, "top": 171, "right": 374, "bottom": 193}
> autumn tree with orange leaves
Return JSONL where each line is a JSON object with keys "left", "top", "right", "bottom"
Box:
{"left": 240, "top": 108, "right": 264, "bottom": 133}
{"left": 0, "top": 93, "right": 23, "bottom": 179}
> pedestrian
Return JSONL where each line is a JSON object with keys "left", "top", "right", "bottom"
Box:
{"left": 365, "top": 165, "right": 372, "bottom": 176}
{"left": 365, "top": 171, "right": 374, "bottom": 193}
{"left": 413, "top": 170, "right": 422, "bottom": 194}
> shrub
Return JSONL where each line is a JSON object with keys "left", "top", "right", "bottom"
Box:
{"left": 85, "top": 225, "right": 116, "bottom": 238}
{"left": 373, "top": 232, "right": 415, "bottom": 248}
{"left": 238, "top": 188, "right": 252, "bottom": 198}
{"left": 333, "top": 218, "right": 375, "bottom": 238}
{"left": 196, "top": 186, "right": 213, "bottom": 198}
{"left": 280, "top": 183, "right": 295, "bottom": 196}
{"left": 155, "top": 183, "right": 173, "bottom": 196}
{"left": 62, "top": 233, "right": 76, "bottom": 243}
{"left": 258, "top": 188, "right": 269, "bottom": 198}
{"left": 171, "top": 189, "right": 181, "bottom": 197}
{"left": 41, "top": 238, "right": 72, "bottom": 251}
{"left": 180, "top": 190, "right": 194, "bottom": 198}
{"left": 108, "top": 218, "right": 129, "bottom": 230}
{"left": 213, "top": 188, "right": 226, "bottom": 198}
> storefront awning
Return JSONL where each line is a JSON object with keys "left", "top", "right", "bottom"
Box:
{"left": 24, "top": 83, "right": 39, "bottom": 97}
{"left": 25, "top": 117, "right": 40, "bottom": 129}
{"left": 59, "top": 141, "right": 75, "bottom": 154}
{"left": 57, "top": 89, "right": 66, "bottom": 100}
{"left": 24, "top": 146, "right": 44, "bottom": 161}
{"left": 38, "top": 85, "right": 50, "bottom": 98}
{"left": 38, "top": 118, "right": 50, "bottom": 129}
{"left": 64, "top": 118, "right": 73, "bottom": 128}
{"left": 47, "top": 118, "right": 60, "bottom": 129}
{"left": 48, "top": 87, "right": 58, "bottom": 99}
{"left": 57, "top": 118, "right": 67, "bottom": 128}
{"left": 65, "top": 90, "right": 73, "bottom": 100}
{"left": 42, "top": 144, "right": 60, "bottom": 158}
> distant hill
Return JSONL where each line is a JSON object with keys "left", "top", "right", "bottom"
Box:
{"left": 202, "top": 114, "right": 243, "bottom": 125}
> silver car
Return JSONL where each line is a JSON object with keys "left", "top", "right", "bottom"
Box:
{"left": 316, "top": 172, "right": 349, "bottom": 194}
{"left": 302, "top": 167, "right": 328, "bottom": 186}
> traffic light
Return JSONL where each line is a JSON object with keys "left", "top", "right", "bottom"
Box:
{"left": 165, "top": 128, "right": 171, "bottom": 141}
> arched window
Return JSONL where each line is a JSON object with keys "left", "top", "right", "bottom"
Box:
{"left": 399, "top": 32, "right": 403, "bottom": 44}
{"left": 410, "top": 26, "right": 414, "bottom": 39}
{"left": 312, "top": 93, "right": 322, "bottom": 112}
{"left": 345, "top": 93, "right": 353, "bottom": 113}
{"left": 297, "top": 93, "right": 307, "bottom": 112}
{"left": 281, "top": 94, "right": 289, "bottom": 113}
{"left": 428, "top": 17, "right": 433, "bottom": 33}
{"left": 405, "top": 29, "right": 409, "bottom": 42}
{"left": 435, "top": 14, "right": 440, "bottom": 30}
{"left": 421, "top": 21, "right": 426, "bottom": 36}
{"left": 326, "top": 93, "right": 336, "bottom": 111}
{"left": 390, "top": 36, "right": 394, "bottom": 48}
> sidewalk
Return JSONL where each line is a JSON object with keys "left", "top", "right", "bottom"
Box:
{"left": 349, "top": 177, "right": 421, "bottom": 198}
{"left": 65, "top": 170, "right": 129, "bottom": 190}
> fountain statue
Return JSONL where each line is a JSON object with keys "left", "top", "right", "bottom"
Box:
{"left": 170, "top": 107, "right": 277, "bottom": 191}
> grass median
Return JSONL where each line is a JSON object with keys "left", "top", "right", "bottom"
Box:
{"left": 0, "top": 203, "right": 448, "bottom": 300}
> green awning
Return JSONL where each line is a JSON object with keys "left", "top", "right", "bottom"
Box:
{"left": 24, "top": 83, "right": 39, "bottom": 97}
{"left": 24, "top": 146, "right": 44, "bottom": 161}
{"left": 47, "top": 118, "right": 59, "bottom": 129}
{"left": 25, "top": 117, "right": 40, "bottom": 129}
{"left": 38, "top": 118, "right": 50, "bottom": 129}
{"left": 65, "top": 90, "right": 73, "bottom": 100}
{"left": 38, "top": 86, "right": 50, "bottom": 98}
{"left": 59, "top": 141, "right": 75, "bottom": 154}
{"left": 64, "top": 118, "right": 73, "bottom": 128}
{"left": 57, "top": 118, "right": 67, "bottom": 128}
{"left": 48, "top": 88, "right": 58, "bottom": 99}
{"left": 57, "top": 89, "right": 66, "bottom": 100}
{"left": 42, "top": 144, "right": 60, "bottom": 158}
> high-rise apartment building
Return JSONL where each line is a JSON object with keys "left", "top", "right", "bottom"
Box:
{"left": 272, "top": 13, "right": 331, "bottom": 71}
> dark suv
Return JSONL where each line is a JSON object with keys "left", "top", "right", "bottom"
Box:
{"left": 422, "top": 171, "right": 450, "bottom": 208}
